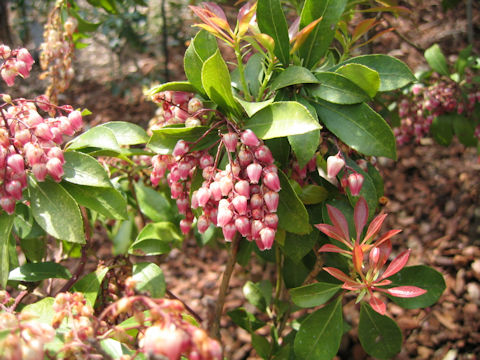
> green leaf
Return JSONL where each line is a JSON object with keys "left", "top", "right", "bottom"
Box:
{"left": 257, "top": 0, "right": 290, "bottom": 66}
{"left": 387, "top": 265, "right": 445, "bottom": 309}
{"left": 113, "top": 218, "right": 135, "bottom": 256}
{"left": 235, "top": 98, "right": 274, "bottom": 117}
{"left": 72, "top": 267, "right": 109, "bottom": 307}
{"left": 309, "top": 72, "right": 371, "bottom": 104}
{"left": 20, "top": 238, "right": 46, "bottom": 262}
{"left": 334, "top": 55, "right": 416, "bottom": 91}
{"left": 147, "top": 81, "right": 197, "bottom": 96}
{"left": 290, "top": 282, "right": 341, "bottom": 308}
{"left": 243, "top": 281, "right": 267, "bottom": 312}
{"left": 252, "top": 333, "right": 271, "bottom": 359}
{"left": 9, "top": 262, "right": 71, "bottom": 282}
{"left": 245, "top": 102, "right": 322, "bottom": 140}
{"left": 283, "top": 256, "right": 309, "bottom": 288}
{"left": 277, "top": 170, "right": 311, "bottom": 234}
{"left": 67, "top": 126, "right": 121, "bottom": 152}
{"left": 298, "top": 184, "right": 328, "bottom": 205}
{"left": 13, "top": 203, "right": 35, "bottom": 239}
{"left": 63, "top": 151, "right": 112, "bottom": 187}
{"left": 294, "top": 296, "right": 343, "bottom": 359}
{"left": 453, "top": 115, "right": 477, "bottom": 147}
{"left": 430, "top": 114, "right": 454, "bottom": 146}
{"left": 281, "top": 230, "right": 318, "bottom": 263}
{"left": 184, "top": 30, "right": 218, "bottom": 95}
{"left": 147, "top": 126, "right": 217, "bottom": 154}
{"left": 100, "top": 122, "right": 149, "bottom": 145}
{"left": 29, "top": 177, "right": 85, "bottom": 244}
{"left": 271, "top": 66, "right": 320, "bottom": 91}
{"left": 134, "top": 182, "right": 174, "bottom": 222}
{"left": 61, "top": 182, "right": 128, "bottom": 220}
{"left": 359, "top": 303, "right": 402, "bottom": 359}
{"left": 202, "top": 49, "right": 242, "bottom": 117}
{"left": 314, "top": 99, "right": 396, "bottom": 159}
{"left": 100, "top": 339, "right": 136, "bottom": 358}
{"left": 129, "top": 222, "right": 182, "bottom": 256}
{"left": 0, "top": 213, "right": 14, "bottom": 288}
{"left": 335, "top": 63, "right": 380, "bottom": 98}
{"left": 132, "top": 262, "right": 165, "bottom": 298}
{"left": 425, "top": 44, "right": 449, "bottom": 76}
{"left": 244, "top": 52, "right": 264, "bottom": 98}
{"left": 288, "top": 130, "right": 320, "bottom": 169}
{"left": 227, "top": 308, "right": 266, "bottom": 333}
{"left": 299, "top": 0, "right": 347, "bottom": 69}
{"left": 21, "top": 297, "right": 55, "bottom": 324}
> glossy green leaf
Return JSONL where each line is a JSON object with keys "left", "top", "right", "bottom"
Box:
{"left": 288, "top": 130, "right": 320, "bottom": 169}
{"left": 147, "top": 81, "right": 197, "bottom": 96}
{"left": 453, "top": 115, "right": 477, "bottom": 147}
{"left": 244, "top": 52, "right": 264, "bottom": 98}
{"left": 9, "top": 262, "right": 71, "bottom": 282}
{"left": 73, "top": 267, "right": 109, "bottom": 307}
{"left": 430, "top": 114, "right": 454, "bottom": 146}
{"left": 290, "top": 282, "right": 341, "bottom": 308}
{"left": 359, "top": 303, "right": 402, "bottom": 359}
{"left": 21, "top": 297, "right": 55, "bottom": 324}
{"left": 13, "top": 203, "right": 35, "bottom": 239}
{"left": 67, "top": 126, "right": 121, "bottom": 152}
{"left": 314, "top": 99, "right": 396, "bottom": 159}
{"left": 243, "top": 281, "right": 267, "bottom": 312}
{"left": 63, "top": 151, "right": 112, "bottom": 187}
{"left": 29, "top": 177, "right": 85, "bottom": 244}
{"left": 294, "top": 296, "right": 343, "bottom": 359}
{"left": 202, "top": 49, "right": 242, "bottom": 117}
{"left": 425, "top": 44, "right": 449, "bottom": 76}
{"left": 20, "top": 238, "right": 46, "bottom": 262}
{"left": 299, "top": 0, "right": 347, "bottom": 69}
{"left": 235, "top": 98, "right": 274, "bottom": 117}
{"left": 367, "top": 162, "right": 384, "bottom": 199}
{"left": 184, "top": 30, "right": 218, "bottom": 95}
{"left": 129, "top": 222, "right": 182, "bottom": 256}
{"left": 61, "top": 182, "right": 127, "bottom": 220}
{"left": 147, "top": 126, "right": 217, "bottom": 154}
{"left": 298, "top": 184, "right": 328, "bottom": 205}
{"left": 113, "top": 218, "right": 134, "bottom": 255}
{"left": 100, "top": 339, "right": 136, "bottom": 358}
{"left": 100, "top": 122, "right": 149, "bottom": 145}
{"left": 281, "top": 230, "right": 318, "bottom": 264}
{"left": 227, "top": 308, "right": 266, "bottom": 333}
{"left": 271, "top": 66, "right": 319, "bottom": 91}
{"left": 252, "top": 333, "right": 271, "bottom": 359}
{"left": 257, "top": 0, "right": 290, "bottom": 65}
{"left": 134, "top": 182, "right": 174, "bottom": 222}
{"left": 132, "top": 262, "right": 165, "bottom": 298}
{"left": 245, "top": 102, "right": 321, "bottom": 140}
{"left": 277, "top": 170, "right": 311, "bottom": 234}
{"left": 310, "top": 72, "right": 371, "bottom": 104}
{"left": 387, "top": 265, "right": 445, "bottom": 309}
{"left": 335, "top": 55, "right": 416, "bottom": 91}
{"left": 283, "top": 256, "right": 309, "bottom": 288}
{"left": 335, "top": 63, "right": 380, "bottom": 98}
{"left": 0, "top": 213, "right": 14, "bottom": 288}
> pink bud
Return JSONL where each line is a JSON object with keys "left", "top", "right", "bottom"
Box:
{"left": 177, "top": 162, "right": 191, "bottom": 180}
{"left": 240, "top": 129, "right": 260, "bottom": 147}
{"left": 246, "top": 163, "right": 262, "bottom": 183}
{"left": 217, "top": 206, "right": 233, "bottom": 227}
{"left": 5, "top": 180, "right": 23, "bottom": 200}
{"left": 0, "top": 196, "right": 15, "bottom": 214}
{"left": 14, "top": 129, "right": 31, "bottom": 146}
{"left": 7, "top": 154, "right": 24, "bottom": 173}
{"left": 1, "top": 67, "right": 16, "bottom": 86}
{"left": 263, "top": 172, "right": 281, "bottom": 192}
{"left": 264, "top": 191, "right": 279, "bottom": 212}
{"left": 32, "top": 163, "right": 47, "bottom": 181}
{"left": 17, "top": 48, "right": 34, "bottom": 67}
{"left": 68, "top": 110, "right": 83, "bottom": 131}
{"left": 250, "top": 184, "right": 261, "bottom": 195}
{"left": 263, "top": 164, "right": 278, "bottom": 173}
{"left": 219, "top": 176, "right": 233, "bottom": 196}
{"left": 171, "top": 91, "right": 191, "bottom": 104}
{"left": 197, "top": 215, "right": 210, "bottom": 233}
{"left": 173, "top": 107, "right": 189, "bottom": 122}
{"left": 58, "top": 116, "right": 75, "bottom": 136}
{"left": 176, "top": 197, "right": 190, "bottom": 215}
{"left": 235, "top": 216, "right": 251, "bottom": 237}
{"left": 254, "top": 145, "right": 274, "bottom": 164}
{"left": 142, "top": 325, "right": 188, "bottom": 360}
{"left": 188, "top": 97, "right": 203, "bottom": 113}
{"left": 232, "top": 195, "right": 248, "bottom": 215}
{"left": 191, "top": 191, "right": 199, "bottom": 209}
{"left": 222, "top": 132, "right": 238, "bottom": 152}
{"left": 259, "top": 227, "right": 275, "bottom": 250}
{"left": 209, "top": 208, "right": 218, "bottom": 225}
{"left": 237, "top": 148, "right": 253, "bottom": 167}
{"left": 0, "top": 45, "right": 11, "bottom": 58}
{"left": 173, "top": 140, "right": 189, "bottom": 158}
{"left": 250, "top": 193, "right": 263, "bottom": 209}
{"left": 264, "top": 213, "right": 278, "bottom": 229}
{"left": 348, "top": 172, "right": 364, "bottom": 196}
{"left": 50, "top": 127, "right": 63, "bottom": 144}
{"left": 34, "top": 123, "right": 53, "bottom": 141}
{"left": 47, "top": 147, "right": 64, "bottom": 164}
{"left": 199, "top": 153, "right": 213, "bottom": 169}
{"left": 251, "top": 220, "right": 264, "bottom": 240}
{"left": 180, "top": 219, "right": 192, "bottom": 234}
{"left": 209, "top": 181, "right": 223, "bottom": 201}
{"left": 15, "top": 60, "right": 29, "bottom": 78}
{"left": 222, "top": 222, "right": 237, "bottom": 242}
{"left": 196, "top": 187, "right": 211, "bottom": 207}
{"left": 252, "top": 208, "right": 264, "bottom": 220}
{"left": 234, "top": 180, "right": 250, "bottom": 198}
{"left": 218, "top": 198, "right": 230, "bottom": 210}
{"left": 46, "top": 157, "right": 64, "bottom": 181}
{"left": 170, "top": 182, "right": 184, "bottom": 199}
{"left": 327, "top": 152, "right": 345, "bottom": 178}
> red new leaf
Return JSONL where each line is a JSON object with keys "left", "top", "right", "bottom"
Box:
{"left": 386, "top": 286, "right": 427, "bottom": 298}
{"left": 327, "top": 204, "right": 350, "bottom": 243}
{"left": 323, "top": 267, "right": 352, "bottom": 283}
{"left": 354, "top": 197, "right": 368, "bottom": 243}
{"left": 380, "top": 249, "right": 411, "bottom": 280}
{"left": 314, "top": 224, "right": 352, "bottom": 248}
{"left": 318, "top": 243, "right": 351, "bottom": 255}
{"left": 369, "top": 295, "right": 386, "bottom": 315}
{"left": 363, "top": 213, "right": 387, "bottom": 244}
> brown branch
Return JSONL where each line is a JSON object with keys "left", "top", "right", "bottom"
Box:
{"left": 165, "top": 289, "right": 203, "bottom": 323}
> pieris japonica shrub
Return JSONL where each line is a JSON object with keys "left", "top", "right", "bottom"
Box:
{"left": 0, "top": 1, "right": 446, "bottom": 359}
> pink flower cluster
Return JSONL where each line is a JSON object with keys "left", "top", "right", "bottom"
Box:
{"left": 394, "top": 81, "right": 480, "bottom": 145}
{"left": 326, "top": 152, "right": 364, "bottom": 196}
{"left": 0, "top": 45, "right": 34, "bottom": 86}
{"left": 0, "top": 97, "right": 83, "bottom": 214}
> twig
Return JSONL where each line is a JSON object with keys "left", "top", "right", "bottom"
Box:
{"left": 9, "top": 290, "right": 28, "bottom": 311}
{"left": 165, "top": 289, "right": 203, "bottom": 323}
{"left": 210, "top": 235, "right": 240, "bottom": 340}
{"left": 384, "top": 18, "right": 425, "bottom": 53}
{"left": 302, "top": 249, "right": 323, "bottom": 286}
